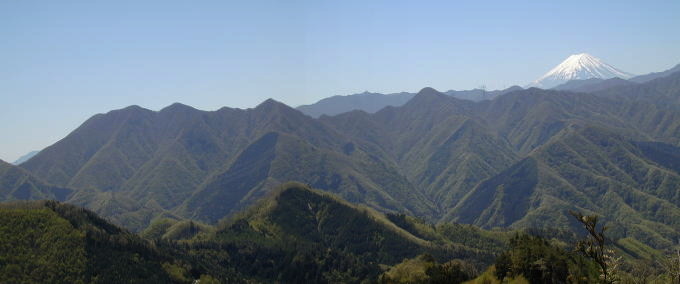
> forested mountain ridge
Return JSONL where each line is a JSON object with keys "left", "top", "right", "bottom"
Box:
{"left": 322, "top": 72, "right": 680, "bottom": 250}
{"left": 451, "top": 125, "right": 680, "bottom": 247}
{"left": 0, "top": 200, "right": 197, "bottom": 283}
{"left": 0, "top": 159, "right": 71, "bottom": 202}
{"left": 19, "top": 99, "right": 435, "bottom": 230}
{"left": 4, "top": 182, "right": 674, "bottom": 283}
{"left": 0, "top": 183, "right": 515, "bottom": 283}
{"left": 3, "top": 67, "right": 680, "bottom": 254}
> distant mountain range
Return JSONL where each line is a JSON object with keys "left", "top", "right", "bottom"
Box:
{"left": 630, "top": 63, "right": 680, "bottom": 83}
{"left": 552, "top": 77, "right": 636, "bottom": 93}
{"left": 0, "top": 56, "right": 680, "bottom": 258}
{"left": 0, "top": 159, "right": 71, "bottom": 201}
{"left": 296, "top": 91, "right": 415, "bottom": 118}
{"left": 550, "top": 62, "right": 680, "bottom": 94}
{"left": 12, "top": 150, "right": 39, "bottom": 165}
{"left": 0, "top": 64, "right": 677, "bottom": 255}
{"left": 293, "top": 56, "right": 679, "bottom": 120}
{"left": 296, "top": 86, "right": 523, "bottom": 118}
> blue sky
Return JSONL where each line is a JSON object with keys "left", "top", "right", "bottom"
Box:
{"left": 1, "top": 0, "right": 679, "bottom": 162}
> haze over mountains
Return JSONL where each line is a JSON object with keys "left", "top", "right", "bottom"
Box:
{"left": 0, "top": 61, "right": 678, "bottom": 253}
{"left": 12, "top": 150, "right": 39, "bottom": 165}
{"left": 2, "top": 52, "right": 680, "bottom": 282}
{"left": 296, "top": 86, "right": 524, "bottom": 118}
{"left": 298, "top": 54, "right": 677, "bottom": 119}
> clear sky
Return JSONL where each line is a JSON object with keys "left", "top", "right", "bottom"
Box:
{"left": 1, "top": 0, "right": 679, "bottom": 162}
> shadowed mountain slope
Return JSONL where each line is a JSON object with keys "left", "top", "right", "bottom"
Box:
{"left": 450, "top": 125, "right": 680, "bottom": 249}
{"left": 0, "top": 200, "right": 199, "bottom": 283}
{"left": 630, "top": 63, "right": 680, "bottom": 83}
{"left": 203, "top": 182, "right": 506, "bottom": 282}
{"left": 0, "top": 160, "right": 72, "bottom": 202}
{"left": 19, "top": 100, "right": 434, "bottom": 230}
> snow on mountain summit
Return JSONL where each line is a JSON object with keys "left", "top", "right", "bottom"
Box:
{"left": 528, "top": 53, "right": 634, "bottom": 89}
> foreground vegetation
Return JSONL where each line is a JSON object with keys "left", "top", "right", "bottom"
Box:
{"left": 1, "top": 182, "right": 679, "bottom": 283}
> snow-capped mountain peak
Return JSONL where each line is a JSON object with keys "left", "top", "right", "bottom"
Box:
{"left": 528, "top": 53, "right": 634, "bottom": 89}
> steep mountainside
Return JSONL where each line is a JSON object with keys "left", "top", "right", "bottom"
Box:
{"left": 3, "top": 66, "right": 680, "bottom": 253}
{"left": 200, "top": 182, "right": 507, "bottom": 282}
{"left": 322, "top": 86, "right": 635, "bottom": 217}
{"left": 450, "top": 125, "right": 680, "bottom": 248}
{"left": 323, "top": 74, "right": 680, "bottom": 250}
{"left": 20, "top": 99, "right": 434, "bottom": 229}
{"left": 0, "top": 183, "right": 513, "bottom": 283}
{"left": 0, "top": 160, "right": 71, "bottom": 202}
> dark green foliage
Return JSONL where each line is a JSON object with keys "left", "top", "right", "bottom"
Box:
{"left": 183, "top": 183, "right": 505, "bottom": 283}
{"left": 1, "top": 183, "right": 672, "bottom": 283}
{"left": 0, "top": 207, "right": 86, "bottom": 284}
{"left": 0, "top": 201, "right": 201, "bottom": 283}
{"left": 494, "top": 234, "right": 598, "bottom": 284}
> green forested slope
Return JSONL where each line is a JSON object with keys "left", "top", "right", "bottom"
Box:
{"left": 0, "top": 160, "right": 71, "bottom": 201}
{"left": 181, "top": 182, "right": 510, "bottom": 283}
{"left": 451, "top": 125, "right": 680, "bottom": 249}
{"left": 0, "top": 183, "right": 514, "bottom": 283}
{"left": 1, "top": 182, "right": 673, "bottom": 283}
{"left": 2, "top": 68, "right": 679, "bottom": 257}
{"left": 0, "top": 201, "right": 200, "bottom": 283}
{"left": 19, "top": 99, "right": 434, "bottom": 230}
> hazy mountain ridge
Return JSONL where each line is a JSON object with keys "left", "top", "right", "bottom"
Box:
{"left": 552, "top": 77, "right": 637, "bottom": 93}
{"left": 297, "top": 91, "right": 415, "bottom": 118}
{"left": 20, "top": 99, "right": 435, "bottom": 230}
{"left": 296, "top": 86, "right": 523, "bottom": 118}
{"left": 12, "top": 150, "right": 39, "bottom": 165}
{"left": 630, "top": 63, "right": 680, "bottom": 83}
{"left": 3, "top": 63, "right": 680, "bottom": 252}
{"left": 0, "top": 159, "right": 72, "bottom": 202}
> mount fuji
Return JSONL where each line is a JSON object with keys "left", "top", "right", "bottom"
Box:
{"left": 527, "top": 53, "right": 634, "bottom": 89}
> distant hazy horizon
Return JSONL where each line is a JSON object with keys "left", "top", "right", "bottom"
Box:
{"left": 2, "top": 0, "right": 680, "bottom": 162}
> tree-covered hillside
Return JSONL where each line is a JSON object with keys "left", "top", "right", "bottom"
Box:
{"left": 2, "top": 68, "right": 679, "bottom": 257}
{"left": 0, "top": 200, "right": 206, "bottom": 283}
{"left": 0, "top": 183, "right": 511, "bottom": 283}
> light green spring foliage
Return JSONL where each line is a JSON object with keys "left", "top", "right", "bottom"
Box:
{"left": 463, "top": 266, "right": 529, "bottom": 284}
{"left": 382, "top": 254, "right": 437, "bottom": 283}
